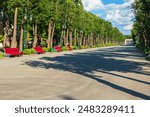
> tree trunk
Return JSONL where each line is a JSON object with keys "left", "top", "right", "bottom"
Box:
{"left": 73, "top": 29, "right": 76, "bottom": 46}
{"left": 33, "top": 23, "right": 38, "bottom": 47}
{"left": 69, "top": 31, "right": 72, "bottom": 46}
{"left": 3, "top": 22, "right": 9, "bottom": 47}
{"left": 51, "top": 22, "right": 55, "bottom": 47}
{"left": 19, "top": 19, "right": 24, "bottom": 51}
{"left": 63, "top": 30, "right": 66, "bottom": 46}
{"left": 87, "top": 34, "right": 89, "bottom": 46}
{"left": 47, "top": 22, "right": 52, "bottom": 48}
{"left": 11, "top": 7, "right": 18, "bottom": 48}
{"left": 60, "top": 30, "right": 64, "bottom": 46}
{"left": 79, "top": 32, "right": 83, "bottom": 46}
{"left": 66, "top": 28, "right": 69, "bottom": 46}
{"left": 83, "top": 36, "right": 86, "bottom": 47}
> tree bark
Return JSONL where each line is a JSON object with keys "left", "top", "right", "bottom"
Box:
{"left": 73, "top": 29, "right": 77, "bottom": 46}
{"left": 33, "top": 23, "right": 38, "bottom": 47}
{"left": 60, "top": 30, "right": 64, "bottom": 46}
{"left": 19, "top": 19, "right": 24, "bottom": 51}
{"left": 11, "top": 7, "right": 18, "bottom": 48}
{"left": 47, "top": 22, "right": 52, "bottom": 48}
{"left": 66, "top": 28, "right": 69, "bottom": 46}
{"left": 51, "top": 22, "right": 55, "bottom": 47}
{"left": 83, "top": 36, "right": 86, "bottom": 47}
{"left": 3, "top": 20, "right": 10, "bottom": 47}
{"left": 69, "top": 31, "right": 72, "bottom": 46}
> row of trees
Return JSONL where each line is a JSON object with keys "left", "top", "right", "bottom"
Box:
{"left": 132, "top": 0, "right": 150, "bottom": 53}
{"left": 0, "top": 0, "right": 125, "bottom": 51}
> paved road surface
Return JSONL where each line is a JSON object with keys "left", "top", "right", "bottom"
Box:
{"left": 0, "top": 46, "right": 150, "bottom": 100}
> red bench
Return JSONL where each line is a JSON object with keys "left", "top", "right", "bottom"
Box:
{"left": 4, "top": 48, "right": 23, "bottom": 57}
{"left": 54, "top": 46, "right": 62, "bottom": 52}
{"left": 67, "top": 45, "right": 73, "bottom": 51}
{"left": 34, "top": 46, "right": 45, "bottom": 54}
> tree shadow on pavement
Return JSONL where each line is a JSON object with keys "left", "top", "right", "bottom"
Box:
{"left": 22, "top": 46, "right": 150, "bottom": 100}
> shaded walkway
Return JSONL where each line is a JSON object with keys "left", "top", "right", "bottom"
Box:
{"left": 0, "top": 46, "right": 150, "bottom": 99}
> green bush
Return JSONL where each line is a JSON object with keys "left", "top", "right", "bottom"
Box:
{"left": 43, "top": 47, "right": 51, "bottom": 52}
{"left": 0, "top": 53, "right": 4, "bottom": 59}
{"left": 50, "top": 47, "right": 56, "bottom": 52}
{"left": 73, "top": 46, "right": 78, "bottom": 50}
{"left": 92, "top": 45, "right": 96, "bottom": 48}
{"left": 23, "top": 48, "right": 35, "bottom": 55}
{"left": 0, "top": 35, "right": 4, "bottom": 43}
{"left": 79, "top": 46, "right": 85, "bottom": 49}
{"left": 61, "top": 46, "right": 67, "bottom": 51}
{"left": 143, "top": 48, "right": 150, "bottom": 55}
{"left": 96, "top": 44, "right": 101, "bottom": 47}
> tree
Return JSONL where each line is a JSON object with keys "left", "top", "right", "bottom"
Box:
{"left": 132, "top": 0, "right": 150, "bottom": 52}
{"left": 0, "top": 0, "right": 125, "bottom": 50}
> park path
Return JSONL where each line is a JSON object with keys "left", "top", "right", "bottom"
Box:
{"left": 0, "top": 46, "right": 150, "bottom": 100}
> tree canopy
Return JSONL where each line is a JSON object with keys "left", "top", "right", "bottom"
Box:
{"left": 132, "top": 0, "right": 150, "bottom": 54}
{"left": 0, "top": 0, "right": 125, "bottom": 50}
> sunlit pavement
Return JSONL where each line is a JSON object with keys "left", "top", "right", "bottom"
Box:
{"left": 0, "top": 46, "right": 150, "bottom": 100}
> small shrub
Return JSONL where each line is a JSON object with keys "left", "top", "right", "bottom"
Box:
{"left": 85, "top": 46, "right": 89, "bottom": 49}
{"left": 96, "top": 44, "right": 101, "bottom": 47}
{"left": 0, "top": 48, "right": 4, "bottom": 52}
{"left": 73, "top": 46, "right": 78, "bottom": 50}
{"left": 0, "top": 53, "right": 4, "bottom": 59}
{"left": 23, "top": 48, "right": 35, "bottom": 55}
{"left": 80, "top": 46, "right": 85, "bottom": 49}
{"left": 43, "top": 47, "right": 51, "bottom": 52}
{"left": 0, "top": 35, "right": 4, "bottom": 43}
{"left": 50, "top": 47, "right": 56, "bottom": 52}
{"left": 92, "top": 45, "right": 96, "bottom": 48}
{"left": 61, "top": 46, "right": 67, "bottom": 51}
{"left": 147, "top": 49, "right": 150, "bottom": 55}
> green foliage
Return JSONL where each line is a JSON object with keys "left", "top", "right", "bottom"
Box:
{"left": 0, "top": 35, "right": 4, "bottom": 42}
{"left": 79, "top": 46, "right": 83, "bottom": 49}
{"left": 23, "top": 48, "right": 35, "bottom": 55}
{"left": 61, "top": 46, "right": 67, "bottom": 51}
{"left": 0, "top": 53, "right": 4, "bottom": 59}
{"left": 73, "top": 46, "right": 78, "bottom": 50}
{"left": 1, "top": 0, "right": 125, "bottom": 49}
{"left": 43, "top": 47, "right": 51, "bottom": 52}
{"left": 132, "top": 0, "right": 150, "bottom": 52}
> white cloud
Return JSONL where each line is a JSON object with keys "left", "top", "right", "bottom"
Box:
{"left": 81, "top": 0, "right": 135, "bottom": 34}
{"left": 123, "top": 23, "right": 133, "bottom": 30}
{"left": 82, "top": 0, "right": 104, "bottom": 11}
{"left": 104, "top": 1, "right": 134, "bottom": 27}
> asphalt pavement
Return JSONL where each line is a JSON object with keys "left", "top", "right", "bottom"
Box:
{"left": 0, "top": 46, "right": 149, "bottom": 100}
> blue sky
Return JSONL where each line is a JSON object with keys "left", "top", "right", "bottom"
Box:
{"left": 81, "top": 0, "right": 134, "bottom": 35}
{"left": 103, "top": 0, "right": 124, "bottom": 4}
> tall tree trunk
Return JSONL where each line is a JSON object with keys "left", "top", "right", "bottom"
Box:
{"left": 60, "top": 30, "right": 64, "bottom": 46}
{"left": 33, "top": 23, "right": 38, "bottom": 47}
{"left": 73, "top": 29, "right": 76, "bottom": 46}
{"left": 87, "top": 34, "right": 90, "bottom": 46}
{"left": 69, "top": 31, "right": 72, "bottom": 46}
{"left": 83, "top": 36, "right": 86, "bottom": 47}
{"left": 47, "top": 22, "right": 52, "bottom": 48}
{"left": 19, "top": 19, "right": 24, "bottom": 51}
{"left": 79, "top": 32, "right": 83, "bottom": 46}
{"left": 63, "top": 30, "right": 66, "bottom": 46}
{"left": 66, "top": 28, "right": 69, "bottom": 46}
{"left": 51, "top": 22, "right": 55, "bottom": 47}
{"left": 11, "top": 7, "right": 18, "bottom": 48}
{"left": 3, "top": 20, "right": 10, "bottom": 47}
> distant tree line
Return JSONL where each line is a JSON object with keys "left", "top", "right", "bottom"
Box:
{"left": 0, "top": 0, "right": 125, "bottom": 51}
{"left": 132, "top": 0, "right": 150, "bottom": 54}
